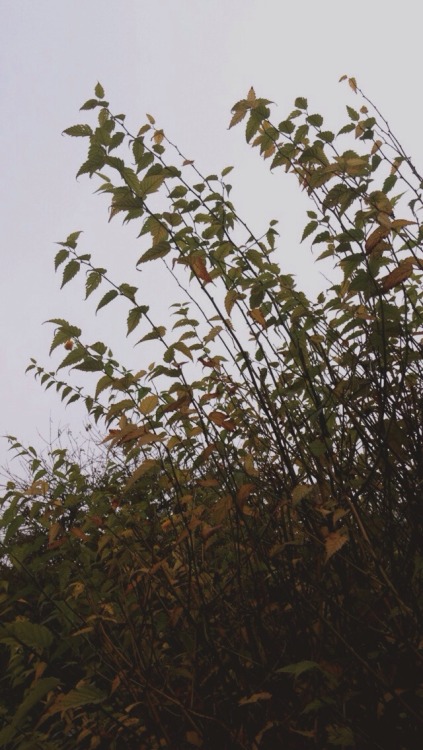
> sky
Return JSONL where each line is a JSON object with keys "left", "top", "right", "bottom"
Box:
{"left": 0, "top": 0, "right": 421, "bottom": 475}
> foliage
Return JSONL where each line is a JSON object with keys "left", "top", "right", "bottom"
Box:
{"left": 1, "top": 77, "right": 422, "bottom": 749}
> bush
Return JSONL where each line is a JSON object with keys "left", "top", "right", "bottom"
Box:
{"left": 1, "top": 77, "right": 422, "bottom": 749}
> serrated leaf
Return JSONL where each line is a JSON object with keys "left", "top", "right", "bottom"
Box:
{"left": 54, "top": 248, "right": 69, "bottom": 270}
{"left": 138, "top": 326, "right": 166, "bottom": 343}
{"left": 60, "top": 259, "right": 80, "bottom": 288}
{"left": 85, "top": 269, "right": 104, "bottom": 298}
{"left": 63, "top": 124, "right": 93, "bottom": 137}
{"left": 224, "top": 289, "right": 244, "bottom": 316}
{"left": 139, "top": 393, "right": 159, "bottom": 414}
{"left": 74, "top": 357, "right": 104, "bottom": 372}
{"left": 96, "top": 289, "right": 119, "bottom": 312}
{"left": 248, "top": 308, "right": 267, "bottom": 328}
{"left": 139, "top": 172, "right": 166, "bottom": 196}
{"left": 137, "top": 241, "right": 171, "bottom": 263}
{"left": 301, "top": 220, "right": 318, "bottom": 242}
{"left": 190, "top": 256, "right": 212, "bottom": 284}
{"left": 295, "top": 97, "right": 308, "bottom": 109}
{"left": 325, "top": 531, "right": 348, "bottom": 563}
{"left": 127, "top": 307, "right": 144, "bottom": 335}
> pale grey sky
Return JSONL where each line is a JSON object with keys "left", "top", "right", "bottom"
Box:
{"left": 1, "top": 0, "right": 421, "bottom": 472}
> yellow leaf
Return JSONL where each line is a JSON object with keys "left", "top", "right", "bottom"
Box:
{"left": 48, "top": 522, "right": 62, "bottom": 545}
{"left": 248, "top": 307, "right": 267, "bottom": 328}
{"left": 239, "top": 691, "right": 272, "bottom": 706}
{"left": 371, "top": 140, "right": 382, "bottom": 154}
{"left": 139, "top": 393, "right": 159, "bottom": 415}
{"left": 390, "top": 219, "right": 417, "bottom": 230}
{"left": 186, "top": 731, "right": 203, "bottom": 747}
{"left": 325, "top": 531, "right": 348, "bottom": 563}
{"left": 292, "top": 484, "right": 313, "bottom": 504}
{"left": 237, "top": 483, "right": 255, "bottom": 505}
{"left": 153, "top": 129, "right": 164, "bottom": 145}
{"left": 348, "top": 76, "right": 357, "bottom": 93}
{"left": 244, "top": 454, "right": 259, "bottom": 477}
{"left": 247, "top": 86, "right": 256, "bottom": 102}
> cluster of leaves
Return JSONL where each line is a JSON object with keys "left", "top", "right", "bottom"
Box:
{"left": 0, "top": 78, "right": 422, "bottom": 749}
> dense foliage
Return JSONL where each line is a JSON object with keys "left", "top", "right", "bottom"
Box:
{"left": 1, "top": 77, "right": 422, "bottom": 749}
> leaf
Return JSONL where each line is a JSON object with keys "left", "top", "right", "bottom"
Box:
{"left": 325, "top": 531, "right": 348, "bottom": 563}
{"left": 45, "top": 683, "right": 106, "bottom": 716}
{"left": 95, "top": 82, "right": 105, "bottom": 98}
{"left": 54, "top": 248, "right": 69, "bottom": 270}
{"left": 186, "top": 731, "right": 203, "bottom": 747}
{"left": 96, "top": 289, "right": 119, "bottom": 312}
{"left": 292, "top": 484, "right": 313, "bottom": 504}
{"left": 190, "top": 256, "right": 213, "bottom": 284}
{"left": 138, "top": 172, "right": 166, "bottom": 197}
{"left": 348, "top": 76, "right": 357, "bottom": 93}
{"left": 380, "top": 259, "right": 414, "bottom": 292}
{"left": 127, "top": 306, "right": 144, "bottom": 335}
{"left": 221, "top": 165, "right": 234, "bottom": 177}
{"left": 278, "top": 660, "right": 320, "bottom": 677}
{"left": 139, "top": 394, "right": 158, "bottom": 415}
{"left": 61, "top": 259, "right": 80, "bottom": 288}
{"left": 85, "top": 269, "right": 104, "bottom": 298}
{"left": 12, "top": 677, "right": 60, "bottom": 727}
{"left": 365, "top": 226, "right": 390, "bottom": 254}
{"left": 63, "top": 124, "right": 93, "bottom": 137}
{"left": 9, "top": 621, "right": 53, "bottom": 650}
{"left": 239, "top": 691, "right": 272, "bottom": 706}
{"left": 295, "top": 97, "right": 308, "bottom": 109}
{"left": 209, "top": 411, "right": 236, "bottom": 430}
{"left": 138, "top": 241, "right": 171, "bottom": 263}
{"left": 124, "top": 459, "right": 159, "bottom": 491}
{"left": 237, "top": 483, "right": 255, "bottom": 505}
{"left": 390, "top": 218, "right": 417, "bottom": 230}
{"left": 301, "top": 220, "right": 318, "bottom": 242}
{"left": 248, "top": 308, "right": 267, "bottom": 328}
{"left": 224, "top": 289, "right": 244, "bottom": 316}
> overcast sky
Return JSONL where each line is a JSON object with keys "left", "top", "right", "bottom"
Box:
{"left": 1, "top": 0, "right": 421, "bottom": 475}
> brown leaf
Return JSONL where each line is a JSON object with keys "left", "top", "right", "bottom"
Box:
{"left": 239, "top": 691, "right": 272, "bottom": 706}
{"left": 348, "top": 76, "right": 357, "bottom": 93}
{"left": 380, "top": 259, "right": 414, "bottom": 292}
{"left": 248, "top": 307, "right": 267, "bottom": 328}
{"left": 325, "top": 531, "right": 348, "bottom": 563}
{"left": 209, "top": 410, "right": 236, "bottom": 430}
{"left": 390, "top": 218, "right": 417, "bottom": 230}
{"left": 153, "top": 129, "right": 164, "bottom": 145}
{"left": 189, "top": 256, "right": 213, "bottom": 284}
{"left": 237, "top": 483, "right": 255, "bottom": 505}
{"left": 365, "top": 226, "right": 390, "bottom": 254}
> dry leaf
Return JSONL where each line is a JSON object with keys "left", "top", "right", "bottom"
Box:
{"left": 325, "top": 531, "right": 348, "bottom": 563}
{"left": 381, "top": 259, "right": 414, "bottom": 292}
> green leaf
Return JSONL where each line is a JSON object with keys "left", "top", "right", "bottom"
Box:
{"left": 95, "top": 82, "right": 105, "bottom": 99}
{"left": 294, "top": 97, "right": 308, "bottom": 109}
{"left": 85, "top": 269, "right": 104, "bottom": 298}
{"left": 278, "top": 660, "right": 320, "bottom": 677}
{"left": 61, "top": 260, "right": 80, "bottom": 288}
{"left": 96, "top": 289, "right": 119, "bottom": 312}
{"left": 48, "top": 683, "right": 106, "bottom": 715}
{"left": 54, "top": 248, "right": 69, "bottom": 270}
{"left": 74, "top": 357, "right": 104, "bottom": 372}
{"left": 138, "top": 172, "right": 166, "bottom": 196}
{"left": 80, "top": 98, "right": 109, "bottom": 111}
{"left": 138, "top": 326, "right": 166, "bottom": 343}
{"left": 137, "top": 241, "right": 171, "bottom": 263}
{"left": 221, "top": 165, "right": 234, "bottom": 177}
{"left": 127, "top": 307, "right": 144, "bottom": 335}
{"left": 57, "top": 348, "right": 86, "bottom": 371}
{"left": 301, "top": 220, "right": 318, "bottom": 242}
{"left": 307, "top": 113, "right": 323, "bottom": 127}
{"left": 346, "top": 105, "right": 359, "bottom": 121}
{"left": 13, "top": 677, "right": 60, "bottom": 727}
{"left": 8, "top": 621, "right": 53, "bottom": 650}
{"left": 63, "top": 124, "right": 93, "bottom": 137}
